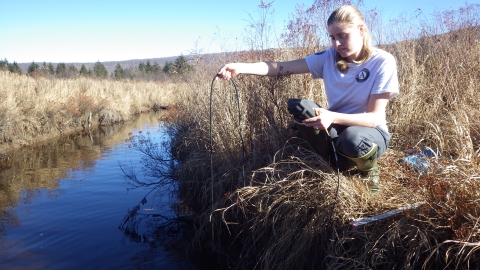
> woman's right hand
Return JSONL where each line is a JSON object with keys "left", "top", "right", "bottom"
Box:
{"left": 216, "top": 63, "right": 240, "bottom": 80}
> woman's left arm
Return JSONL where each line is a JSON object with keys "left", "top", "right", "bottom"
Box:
{"left": 303, "top": 92, "right": 390, "bottom": 129}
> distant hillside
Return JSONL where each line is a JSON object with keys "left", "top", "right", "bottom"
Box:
{"left": 17, "top": 56, "right": 179, "bottom": 74}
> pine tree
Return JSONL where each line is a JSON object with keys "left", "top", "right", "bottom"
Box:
{"left": 0, "top": 59, "right": 9, "bottom": 71}
{"left": 114, "top": 63, "right": 124, "bottom": 80}
{"left": 93, "top": 61, "right": 108, "bottom": 78}
{"left": 47, "top": 63, "right": 55, "bottom": 75}
{"left": 138, "top": 62, "right": 146, "bottom": 73}
{"left": 56, "top": 63, "right": 67, "bottom": 77}
{"left": 9, "top": 62, "right": 22, "bottom": 75}
{"left": 163, "top": 61, "right": 176, "bottom": 74}
{"left": 174, "top": 55, "right": 193, "bottom": 74}
{"left": 27, "top": 61, "right": 40, "bottom": 75}
{"left": 79, "top": 64, "right": 89, "bottom": 76}
{"left": 152, "top": 61, "right": 161, "bottom": 74}
{"left": 145, "top": 60, "right": 152, "bottom": 73}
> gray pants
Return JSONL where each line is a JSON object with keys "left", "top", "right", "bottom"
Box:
{"left": 328, "top": 124, "right": 391, "bottom": 158}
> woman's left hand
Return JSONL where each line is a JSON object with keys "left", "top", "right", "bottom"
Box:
{"left": 303, "top": 108, "right": 335, "bottom": 131}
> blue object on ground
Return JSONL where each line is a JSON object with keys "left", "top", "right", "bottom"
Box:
{"left": 399, "top": 149, "right": 439, "bottom": 173}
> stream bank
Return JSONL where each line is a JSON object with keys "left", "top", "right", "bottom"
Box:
{"left": 0, "top": 108, "right": 168, "bottom": 167}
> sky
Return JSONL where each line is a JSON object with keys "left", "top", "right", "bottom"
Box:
{"left": 1, "top": 0, "right": 477, "bottom": 64}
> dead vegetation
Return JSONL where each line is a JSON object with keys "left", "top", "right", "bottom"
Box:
{"left": 162, "top": 2, "right": 480, "bottom": 269}
{"left": 0, "top": 72, "right": 181, "bottom": 153}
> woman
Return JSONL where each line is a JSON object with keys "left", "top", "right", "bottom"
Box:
{"left": 217, "top": 5, "right": 399, "bottom": 191}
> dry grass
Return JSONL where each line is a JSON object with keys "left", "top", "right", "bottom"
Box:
{"left": 164, "top": 2, "right": 480, "bottom": 269}
{"left": 3, "top": 2, "right": 478, "bottom": 269}
{"left": 0, "top": 72, "right": 182, "bottom": 153}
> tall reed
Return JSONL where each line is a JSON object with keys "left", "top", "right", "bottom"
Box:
{"left": 0, "top": 71, "right": 182, "bottom": 153}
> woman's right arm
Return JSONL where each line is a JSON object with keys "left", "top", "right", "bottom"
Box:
{"left": 217, "top": 59, "right": 309, "bottom": 80}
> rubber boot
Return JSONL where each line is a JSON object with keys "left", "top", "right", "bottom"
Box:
{"left": 344, "top": 143, "right": 380, "bottom": 193}
{"left": 295, "top": 122, "right": 332, "bottom": 162}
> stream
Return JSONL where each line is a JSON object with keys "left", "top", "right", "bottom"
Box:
{"left": 0, "top": 113, "right": 195, "bottom": 270}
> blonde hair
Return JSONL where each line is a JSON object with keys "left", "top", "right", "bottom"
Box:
{"left": 327, "top": 5, "right": 372, "bottom": 73}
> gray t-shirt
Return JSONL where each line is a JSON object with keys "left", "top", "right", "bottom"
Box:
{"left": 305, "top": 47, "right": 399, "bottom": 125}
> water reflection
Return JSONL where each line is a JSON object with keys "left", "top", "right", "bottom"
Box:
{"left": 0, "top": 111, "right": 194, "bottom": 270}
{"left": 119, "top": 187, "right": 195, "bottom": 269}
{"left": 0, "top": 115, "right": 163, "bottom": 237}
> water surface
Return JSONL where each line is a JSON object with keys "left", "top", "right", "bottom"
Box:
{"left": 0, "top": 113, "right": 194, "bottom": 270}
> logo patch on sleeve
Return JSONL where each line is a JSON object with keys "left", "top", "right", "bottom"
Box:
{"left": 355, "top": 68, "right": 370, "bottom": 82}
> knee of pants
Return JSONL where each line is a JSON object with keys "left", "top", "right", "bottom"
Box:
{"left": 335, "top": 127, "right": 377, "bottom": 158}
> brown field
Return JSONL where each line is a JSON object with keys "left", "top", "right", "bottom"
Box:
{"left": 0, "top": 72, "right": 181, "bottom": 153}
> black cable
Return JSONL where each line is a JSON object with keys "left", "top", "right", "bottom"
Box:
{"left": 209, "top": 75, "right": 215, "bottom": 244}
{"left": 230, "top": 79, "right": 246, "bottom": 163}
{"left": 209, "top": 76, "right": 246, "bottom": 170}
{"left": 209, "top": 75, "right": 246, "bottom": 244}
{"left": 327, "top": 134, "right": 340, "bottom": 241}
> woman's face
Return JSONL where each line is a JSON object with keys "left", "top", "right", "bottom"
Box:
{"left": 328, "top": 21, "right": 364, "bottom": 63}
